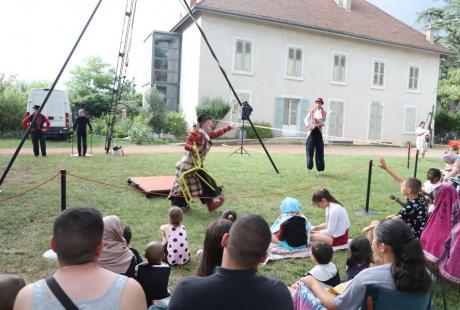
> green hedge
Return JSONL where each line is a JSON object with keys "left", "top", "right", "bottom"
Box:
{"left": 242, "top": 122, "right": 273, "bottom": 139}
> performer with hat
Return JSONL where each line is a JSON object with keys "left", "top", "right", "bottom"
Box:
{"left": 21, "top": 105, "right": 50, "bottom": 157}
{"left": 304, "top": 98, "right": 327, "bottom": 173}
{"left": 168, "top": 114, "right": 234, "bottom": 212}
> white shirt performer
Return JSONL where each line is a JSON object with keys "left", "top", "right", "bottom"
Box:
{"left": 415, "top": 121, "right": 429, "bottom": 160}
{"left": 304, "top": 98, "right": 327, "bottom": 172}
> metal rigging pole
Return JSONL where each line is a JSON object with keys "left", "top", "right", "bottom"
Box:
{"left": 105, "top": 0, "right": 137, "bottom": 153}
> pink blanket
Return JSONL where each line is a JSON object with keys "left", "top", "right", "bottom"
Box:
{"left": 420, "top": 185, "right": 457, "bottom": 263}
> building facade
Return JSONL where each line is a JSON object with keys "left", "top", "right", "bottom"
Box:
{"left": 150, "top": 0, "right": 449, "bottom": 144}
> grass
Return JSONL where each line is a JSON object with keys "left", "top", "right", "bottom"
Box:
{"left": 0, "top": 135, "right": 169, "bottom": 148}
{"left": 0, "top": 150, "right": 458, "bottom": 308}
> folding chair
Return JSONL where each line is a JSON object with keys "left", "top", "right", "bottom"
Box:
{"left": 178, "top": 143, "right": 223, "bottom": 204}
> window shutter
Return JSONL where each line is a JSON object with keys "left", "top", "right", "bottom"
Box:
{"left": 297, "top": 99, "right": 310, "bottom": 137}
{"left": 274, "top": 97, "right": 285, "bottom": 137}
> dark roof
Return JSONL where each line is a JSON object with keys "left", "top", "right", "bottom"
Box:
{"left": 176, "top": 0, "right": 449, "bottom": 54}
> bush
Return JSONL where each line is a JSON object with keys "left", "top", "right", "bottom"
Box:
{"left": 128, "top": 113, "right": 152, "bottom": 144}
{"left": 144, "top": 87, "right": 166, "bottom": 134}
{"left": 165, "top": 112, "right": 188, "bottom": 137}
{"left": 242, "top": 122, "right": 274, "bottom": 139}
{"left": 91, "top": 115, "right": 109, "bottom": 136}
{"left": 196, "top": 97, "right": 230, "bottom": 121}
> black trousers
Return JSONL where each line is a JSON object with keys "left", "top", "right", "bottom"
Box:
{"left": 306, "top": 127, "right": 325, "bottom": 171}
{"left": 77, "top": 132, "right": 87, "bottom": 156}
{"left": 31, "top": 130, "right": 46, "bottom": 157}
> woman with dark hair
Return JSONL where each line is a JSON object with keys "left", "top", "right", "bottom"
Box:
{"left": 168, "top": 114, "right": 234, "bottom": 212}
{"left": 196, "top": 218, "right": 233, "bottom": 276}
{"left": 310, "top": 188, "right": 350, "bottom": 246}
{"left": 294, "top": 220, "right": 432, "bottom": 309}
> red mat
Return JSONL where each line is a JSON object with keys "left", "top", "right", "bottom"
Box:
{"left": 127, "top": 176, "right": 175, "bottom": 197}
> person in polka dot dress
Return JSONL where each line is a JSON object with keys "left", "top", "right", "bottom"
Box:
{"left": 160, "top": 207, "right": 190, "bottom": 266}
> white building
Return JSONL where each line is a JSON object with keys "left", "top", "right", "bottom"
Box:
{"left": 147, "top": 0, "right": 449, "bottom": 144}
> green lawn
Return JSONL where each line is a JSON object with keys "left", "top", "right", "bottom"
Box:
{"left": 0, "top": 150, "right": 457, "bottom": 308}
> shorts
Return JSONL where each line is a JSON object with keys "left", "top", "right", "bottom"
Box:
{"left": 332, "top": 229, "right": 349, "bottom": 246}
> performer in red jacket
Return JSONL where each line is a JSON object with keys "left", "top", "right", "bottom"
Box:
{"left": 21, "top": 105, "right": 51, "bottom": 157}
{"left": 168, "top": 114, "right": 234, "bottom": 212}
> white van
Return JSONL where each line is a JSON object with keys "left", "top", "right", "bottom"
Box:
{"left": 27, "top": 88, "right": 73, "bottom": 139}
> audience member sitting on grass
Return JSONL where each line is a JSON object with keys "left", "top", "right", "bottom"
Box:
{"left": 345, "top": 236, "right": 372, "bottom": 281}
{"left": 310, "top": 189, "right": 350, "bottom": 246}
{"left": 123, "top": 226, "right": 143, "bottom": 265}
{"left": 293, "top": 220, "right": 432, "bottom": 310}
{"left": 196, "top": 218, "right": 233, "bottom": 277}
{"left": 421, "top": 184, "right": 458, "bottom": 264}
{"left": 306, "top": 242, "right": 340, "bottom": 288}
{"left": 135, "top": 241, "right": 171, "bottom": 309}
{"left": 168, "top": 215, "right": 293, "bottom": 310}
{"left": 222, "top": 209, "right": 237, "bottom": 222}
{"left": 13, "top": 208, "right": 146, "bottom": 310}
{"left": 0, "top": 274, "right": 25, "bottom": 310}
{"left": 365, "top": 158, "right": 428, "bottom": 239}
{"left": 423, "top": 168, "right": 442, "bottom": 214}
{"left": 271, "top": 197, "right": 312, "bottom": 250}
{"left": 100, "top": 215, "right": 136, "bottom": 277}
{"left": 160, "top": 207, "right": 190, "bottom": 266}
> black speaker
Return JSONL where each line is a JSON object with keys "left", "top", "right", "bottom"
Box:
{"left": 241, "top": 101, "right": 253, "bottom": 121}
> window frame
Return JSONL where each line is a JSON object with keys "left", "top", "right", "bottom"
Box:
{"left": 330, "top": 52, "right": 348, "bottom": 86}
{"left": 403, "top": 105, "right": 418, "bottom": 134}
{"left": 326, "top": 98, "right": 346, "bottom": 137}
{"left": 285, "top": 44, "right": 304, "bottom": 80}
{"left": 280, "top": 95, "right": 302, "bottom": 127}
{"left": 367, "top": 101, "right": 385, "bottom": 140}
{"left": 232, "top": 37, "right": 255, "bottom": 76}
{"left": 407, "top": 64, "right": 420, "bottom": 93}
{"left": 371, "top": 58, "right": 387, "bottom": 90}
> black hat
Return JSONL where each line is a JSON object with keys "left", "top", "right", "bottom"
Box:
{"left": 32, "top": 105, "right": 40, "bottom": 110}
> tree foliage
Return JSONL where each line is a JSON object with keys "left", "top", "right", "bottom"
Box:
{"left": 65, "top": 56, "right": 141, "bottom": 118}
{"left": 195, "top": 97, "right": 230, "bottom": 121}
{"left": 144, "top": 87, "right": 166, "bottom": 134}
{"left": 417, "top": 0, "right": 460, "bottom": 135}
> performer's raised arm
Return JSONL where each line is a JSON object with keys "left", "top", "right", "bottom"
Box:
{"left": 209, "top": 124, "right": 234, "bottom": 139}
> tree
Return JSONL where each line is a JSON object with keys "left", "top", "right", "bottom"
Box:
{"left": 144, "top": 87, "right": 166, "bottom": 134}
{"left": 417, "top": 0, "right": 460, "bottom": 136}
{"left": 195, "top": 97, "right": 230, "bottom": 121}
{"left": 65, "top": 56, "right": 115, "bottom": 117}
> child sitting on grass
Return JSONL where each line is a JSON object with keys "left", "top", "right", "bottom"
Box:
{"left": 363, "top": 158, "right": 428, "bottom": 240}
{"left": 345, "top": 236, "right": 372, "bottom": 281}
{"left": 222, "top": 209, "right": 237, "bottom": 222}
{"left": 270, "top": 197, "right": 312, "bottom": 250}
{"left": 123, "top": 226, "right": 143, "bottom": 265}
{"left": 135, "top": 241, "right": 171, "bottom": 309}
{"left": 160, "top": 207, "right": 190, "bottom": 266}
{"left": 306, "top": 242, "right": 340, "bottom": 288}
{"left": 422, "top": 168, "right": 442, "bottom": 214}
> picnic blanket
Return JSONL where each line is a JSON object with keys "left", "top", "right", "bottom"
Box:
{"left": 266, "top": 240, "right": 351, "bottom": 262}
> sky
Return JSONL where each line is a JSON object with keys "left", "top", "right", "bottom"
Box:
{"left": 0, "top": 0, "right": 443, "bottom": 91}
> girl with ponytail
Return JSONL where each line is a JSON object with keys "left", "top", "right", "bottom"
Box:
{"left": 295, "top": 220, "right": 432, "bottom": 310}
{"left": 310, "top": 188, "right": 350, "bottom": 246}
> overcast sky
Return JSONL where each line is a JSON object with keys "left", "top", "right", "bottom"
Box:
{"left": 0, "top": 0, "right": 442, "bottom": 90}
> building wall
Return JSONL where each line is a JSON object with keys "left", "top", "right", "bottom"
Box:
{"left": 186, "top": 13, "right": 441, "bottom": 144}
{"left": 178, "top": 18, "right": 203, "bottom": 126}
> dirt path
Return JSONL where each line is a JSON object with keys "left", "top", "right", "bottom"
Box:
{"left": 0, "top": 143, "right": 446, "bottom": 158}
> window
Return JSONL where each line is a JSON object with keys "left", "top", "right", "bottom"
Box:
{"left": 283, "top": 98, "right": 299, "bottom": 126}
{"left": 372, "top": 60, "right": 385, "bottom": 88}
{"left": 368, "top": 102, "right": 384, "bottom": 139}
{"left": 408, "top": 65, "right": 419, "bottom": 91}
{"left": 327, "top": 100, "right": 345, "bottom": 137}
{"left": 286, "top": 46, "right": 303, "bottom": 78}
{"left": 233, "top": 39, "right": 253, "bottom": 73}
{"left": 332, "top": 54, "right": 347, "bottom": 83}
{"left": 404, "top": 106, "right": 417, "bottom": 133}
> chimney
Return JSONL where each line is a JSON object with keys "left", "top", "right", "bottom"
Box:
{"left": 336, "top": 0, "right": 352, "bottom": 10}
{"left": 426, "top": 23, "right": 436, "bottom": 43}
